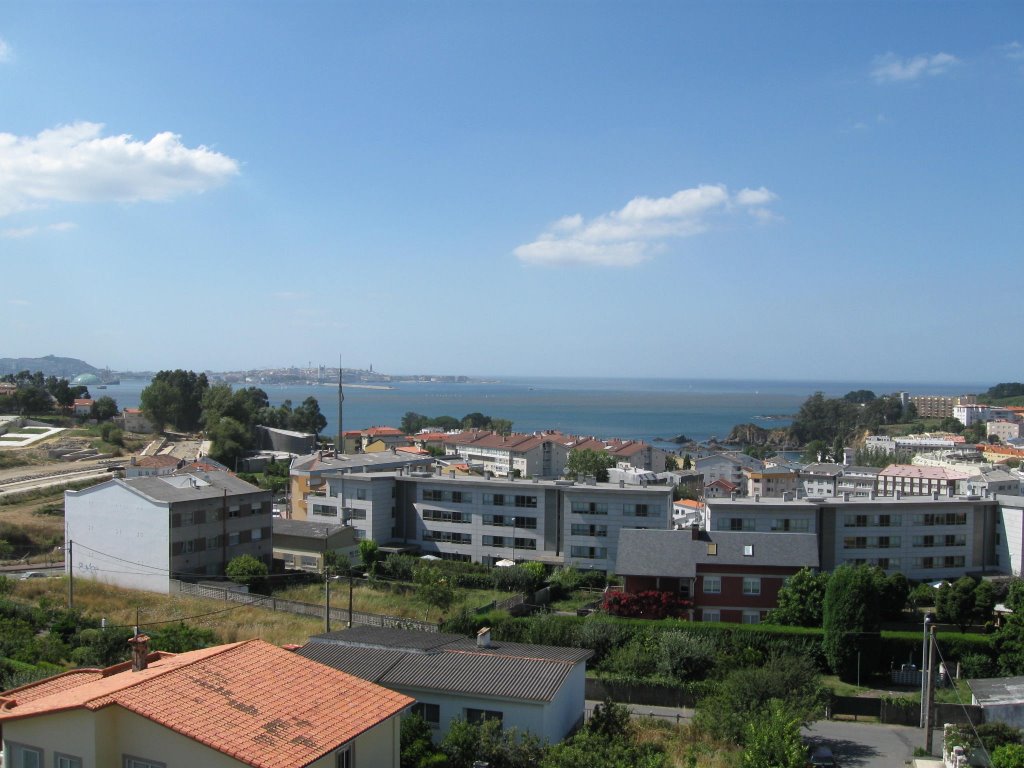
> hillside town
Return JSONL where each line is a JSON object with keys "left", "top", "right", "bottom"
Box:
{"left": 4, "top": 370, "right": 1024, "bottom": 767}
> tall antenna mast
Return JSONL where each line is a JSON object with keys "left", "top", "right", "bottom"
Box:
{"left": 337, "top": 354, "right": 344, "bottom": 456}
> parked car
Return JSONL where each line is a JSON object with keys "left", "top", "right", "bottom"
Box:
{"left": 20, "top": 571, "right": 48, "bottom": 580}
{"left": 808, "top": 746, "right": 838, "bottom": 768}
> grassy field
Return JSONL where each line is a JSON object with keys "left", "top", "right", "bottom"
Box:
{"left": 634, "top": 719, "right": 741, "bottom": 768}
{"left": 274, "top": 581, "right": 513, "bottom": 623}
{"left": 0, "top": 488, "right": 67, "bottom": 563}
{"left": 13, "top": 577, "right": 325, "bottom": 647}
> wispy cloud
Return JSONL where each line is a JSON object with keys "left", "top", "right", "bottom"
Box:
{"left": 871, "top": 52, "right": 959, "bottom": 83}
{"left": 0, "top": 37, "right": 11, "bottom": 63}
{"left": 999, "top": 41, "right": 1024, "bottom": 61}
{"left": 0, "top": 122, "right": 240, "bottom": 217}
{"left": 1, "top": 221, "right": 78, "bottom": 239}
{"left": 513, "top": 184, "right": 777, "bottom": 267}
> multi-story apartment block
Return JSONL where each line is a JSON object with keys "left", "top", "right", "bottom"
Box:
{"left": 877, "top": 465, "right": 969, "bottom": 497}
{"left": 64, "top": 468, "right": 273, "bottom": 594}
{"left": 989, "top": 420, "right": 1024, "bottom": 442}
{"left": 696, "top": 452, "right": 764, "bottom": 492}
{"left": 706, "top": 493, "right": 1000, "bottom": 581}
{"left": 910, "top": 393, "right": 976, "bottom": 419}
{"left": 745, "top": 466, "right": 801, "bottom": 498}
{"left": 288, "top": 450, "right": 435, "bottom": 519}
{"left": 303, "top": 470, "right": 673, "bottom": 573}
{"left": 800, "top": 463, "right": 843, "bottom": 497}
{"left": 835, "top": 466, "right": 881, "bottom": 498}
{"left": 445, "top": 431, "right": 571, "bottom": 478}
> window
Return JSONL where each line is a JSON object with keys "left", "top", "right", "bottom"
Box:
{"left": 356, "top": 488, "right": 367, "bottom": 500}
{"left": 706, "top": 543, "right": 717, "bottom": 556}
{"left": 514, "top": 537, "right": 537, "bottom": 550}
{"left": 423, "top": 508, "right": 471, "bottom": 524}
{"left": 570, "top": 501, "right": 608, "bottom": 514}
{"left": 7, "top": 744, "right": 42, "bottom": 768}
{"left": 251, "top": 528, "right": 262, "bottom": 541}
{"left": 124, "top": 758, "right": 166, "bottom": 768}
{"left": 465, "top": 708, "right": 503, "bottom": 725}
{"left": 570, "top": 545, "right": 607, "bottom": 559}
{"left": 571, "top": 523, "right": 607, "bottom": 537}
{"left": 743, "top": 545, "right": 754, "bottom": 557}
{"left": 742, "top": 577, "right": 761, "bottom": 595}
{"left": 514, "top": 495, "right": 538, "bottom": 508}
{"left": 228, "top": 532, "right": 240, "bottom": 546}
{"left": 412, "top": 702, "right": 440, "bottom": 725}
{"left": 423, "top": 529, "right": 472, "bottom": 545}
{"left": 624, "top": 503, "right": 649, "bottom": 517}
{"left": 702, "top": 610, "right": 721, "bottom": 622}
{"left": 301, "top": 555, "right": 318, "bottom": 568}
{"left": 703, "top": 576, "right": 721, "bottom": 594}
{"left": 180, "top": 511, "right": 193, "bottom": 526}
{"left": 742, "top": 611, "right": 761, "bottom": 625}
{"left": 334, "top": 746, "right": 353, "bottom": 768}
{"left": 55, "top": 756, "right": 83, "bottom": 768}
{"left": 313, "top": 504, "right": 338, "bottom": 517}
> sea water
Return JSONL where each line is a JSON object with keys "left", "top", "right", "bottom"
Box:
{"left": 96, "top": 376, "right": 986, "bottom": 444}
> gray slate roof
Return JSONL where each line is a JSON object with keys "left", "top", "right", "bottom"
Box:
{"left": 616, "top": 528, "right": 819, "bottom": 578}
{"left": 299, "top": 627, "right": 591, "bottom": 703}
{"left": 968, "top": 676, "right": 1024, "bottom": 706}
{"left": 119, "top": 469, "right": 263, "bottom": 503}
{"left": 273, "top": 518, "right": 347, "bottom": 539}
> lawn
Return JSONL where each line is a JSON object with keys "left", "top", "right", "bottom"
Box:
{"left": 0, "top": 487, "right": 67, "bottom": 562}
{"left": 548, "top": 589, "right": 603, "bottom": 613}
{"left": 273, "top": 580, "right": 513, "bottom": 623}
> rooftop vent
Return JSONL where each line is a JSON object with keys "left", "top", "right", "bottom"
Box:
{"left": 128, "top": 633, "right": 151, "bottom": 672}
{"left": 477, "top": 627, "right": 492, "bottom": 648}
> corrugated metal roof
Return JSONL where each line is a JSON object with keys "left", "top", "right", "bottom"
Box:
{"left": 382, "top": 652, "right": 576, "bottom": 703}
{"left": 297, "top": 644, "right": 406, "bottom": 683}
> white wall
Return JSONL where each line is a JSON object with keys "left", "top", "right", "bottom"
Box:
{"left": 1000, "top": 500, "right": 1024, "bottom": 576}
{"left": 65, "top": 481, "right": 170, "bottom": 594}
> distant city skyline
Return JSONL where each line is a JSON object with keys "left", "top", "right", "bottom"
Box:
{"left": 1, "top": 3, "right": 1021, "bottom": 381}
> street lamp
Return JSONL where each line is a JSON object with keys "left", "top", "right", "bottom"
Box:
{"left": 920, "top": 612, "right": 934, "bottom": 728}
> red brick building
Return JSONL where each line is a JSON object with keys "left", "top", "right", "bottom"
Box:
{"left": 615, "top": 527, "right": 819, "bottom": 624}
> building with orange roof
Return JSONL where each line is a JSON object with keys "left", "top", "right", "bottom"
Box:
{"left": 0, "top": 637, "right": 412, "bottom": 768}
{"left": 443, "top": 431, "right": 571, "bottom": 479}
{"left": 72, "top": 398, "right": 94, "bottom": 416}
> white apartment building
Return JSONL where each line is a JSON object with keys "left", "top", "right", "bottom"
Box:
{"left": 696, "top": 453, "right": 764, "bottom": 491}
{"left": 64, "top": 468, "right": 273, "bottom": 593}
{"left": 444, "top": 432, "right": 570, "bottom": 479}
{"left": 706, "top": 493, "right": 1000, "bottom": 582}
{"left": 303, "top": 469, "right": 673, "bottom": 573}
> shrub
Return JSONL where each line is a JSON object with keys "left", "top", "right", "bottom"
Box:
{"left": 602, "top": 590, "right": 692, "bottom": 620}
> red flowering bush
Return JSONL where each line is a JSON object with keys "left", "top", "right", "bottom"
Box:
{"left": 601, "top": 590, "right": 692, "bottom": 619}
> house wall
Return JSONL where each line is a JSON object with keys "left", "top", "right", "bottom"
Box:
{"left": 396, "top": 688, "right": 552, "bottom": 741}
{"left": 3, "top": 709, "right": 98, "bottom": 768}
{"left": 999, "top": 498, "right": 1024, "bottom": 576}
{"left": 305, "top": 716, "right": 401, "bottom": 768}
{"left": 104, "top": 708, "right": 249, "bottom": 767}
{"left": 65, "top": 481, "right": 171, "bottom": 594}
{"left": 980, "top": 703, "right": 1024, "bottom": 731}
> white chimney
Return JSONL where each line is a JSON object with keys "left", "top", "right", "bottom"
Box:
{"left": 476, "top": 627, "right": 492, "bottom": 648}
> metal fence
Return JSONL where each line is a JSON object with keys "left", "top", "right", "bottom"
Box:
{"left": 169, "top": 579, "right": 440, "bottom": 633}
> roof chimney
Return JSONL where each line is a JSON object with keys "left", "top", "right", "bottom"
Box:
{"left": 690, "top": 523, "right": 700, "bottom": 541}
{"left": 477, "top": 627, "right": 492, "bottom": 648}
{"left": 128, "top": 633, "right": 151, "bottom": 672}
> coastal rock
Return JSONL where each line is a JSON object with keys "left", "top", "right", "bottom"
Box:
{"left": 724, "top": 423, "right": 794, "bottom": 448}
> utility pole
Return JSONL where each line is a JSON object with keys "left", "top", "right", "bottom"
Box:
{"left": 68, "top": 539, "right": 74, "bottom": 610}
{"left": 325, "top": 567, "right": 331, "bottom": 633}
{"left": 920, "top": 613, "right": 933, "bottom": 727}
{"left": 337, "top": 354, "right": 344, "bottom": 456}
{"left": 347, "top": 570, "right": 354, "bottom": 628}
{"left": 924, "top": 624, "right": 938, "bottom": 754}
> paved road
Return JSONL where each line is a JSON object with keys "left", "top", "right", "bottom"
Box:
{"left": 585, "top": 701, "right": 933, "bottom": 768}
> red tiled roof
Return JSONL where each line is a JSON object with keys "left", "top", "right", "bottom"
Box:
{"left": 396, "top": 446, "right": 430, "bottom": 455}
{"left": 706, "top": 478, "right": 738, "bottom": 491}
{"left": 0, "top": 641, "right": 412, "bottom": 768}
{"left": 365, "top": 426, "right": 403, "bottom": 436}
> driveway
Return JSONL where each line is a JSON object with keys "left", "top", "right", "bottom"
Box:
{"left": 804, "top": 720, "right": 932, "bottom": 768}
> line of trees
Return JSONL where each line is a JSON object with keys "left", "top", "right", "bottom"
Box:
{"left": 788, "top": 390, "right": 912, "bottom": 447}
{"left": 400, "top": 411, "right": 513, "bottom": 435}
{"left": 0, "top": 371, "right": 91, "bottom": 415}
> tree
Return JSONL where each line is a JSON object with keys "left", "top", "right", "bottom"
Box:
{"left": 141, "top": 370, "right": 208, "bottom": 432}
{"left": 766, "top": 567, "right": 828, "bottom": 627}
{"left": 694, "top": 655, "right": 827, "bottom": 744}
{"left": 401, "top": 713, "right": 446, "bottom": 768}
{"left": 414, "top": 563, "right": 455, "bottom": 616}
{"left": 664, "top": 454, "right": 679, "bottom": 471}
{"left": 682, "top": 453, "right": 693, "bottom": 470}
{"left": 490, "top": 418, "right": 513, "bottom": 436}
{"left": 206, "top": 416, "right": 252, "bottom": 469}
{"left": 291, "top": 396, "right": 327, "bottom": 436}
{"left": 741, "top": 700, "right": 807, "bottom": 768}
{"left": 441, "top": 717, "right": 546, "bottom": 768}
{"left": 843, "top": 390, "right": 877, "bottom": 404}
{"left": 90, "top": 396, "right": 118, "bottom": 421}
{"left": 936, "top": 577, "right": 978, "bottom": 632}
{"left": 401, "top": 411, "right": 429, "bottom": 434}
{"left": 822, "top": 565, "right": 881, "bottom": 682}
{"left": 225, "top": 554, "right": 268, "bottom": 591}
{"left": 359, "top": 540, "right": 381, "bottom": 574}
{"left": 461, "top": 412, "right": 490, "bottom": 429}
{"left": 566, "top": 448, "right": 616, "bottom": 482}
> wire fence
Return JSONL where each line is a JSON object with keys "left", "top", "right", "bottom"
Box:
{"left": 169, "top": 579, "right": 440, "bottom": 633}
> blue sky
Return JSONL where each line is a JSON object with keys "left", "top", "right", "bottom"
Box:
{"left": 1, "top": 2, "right": 1021, "bottom": 383}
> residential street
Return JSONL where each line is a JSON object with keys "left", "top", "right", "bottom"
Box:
{"left": 586, "top": 701, "right": 935, "bottom": 768}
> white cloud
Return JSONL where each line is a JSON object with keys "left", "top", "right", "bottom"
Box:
{"left": 871, "top": 52, "right": 959, "bottom": 83}
{"left": 0, "top": 122, "right": 240, "bottom": 217}
{"left": 513, "top": 184, "right": 777, "bottom": 267}
{"left": 1000, "top": 41, "right": 1024, "bottom": 61}
{"left": 1, "top": 221, "right": 77, "bottom": 238}
{"left": 0, "top": 37, "right": 11, "bottom": 63}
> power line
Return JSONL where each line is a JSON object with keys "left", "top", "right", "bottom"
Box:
{"left": 931, "top": 634, "right": 990, "bottom": 761}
